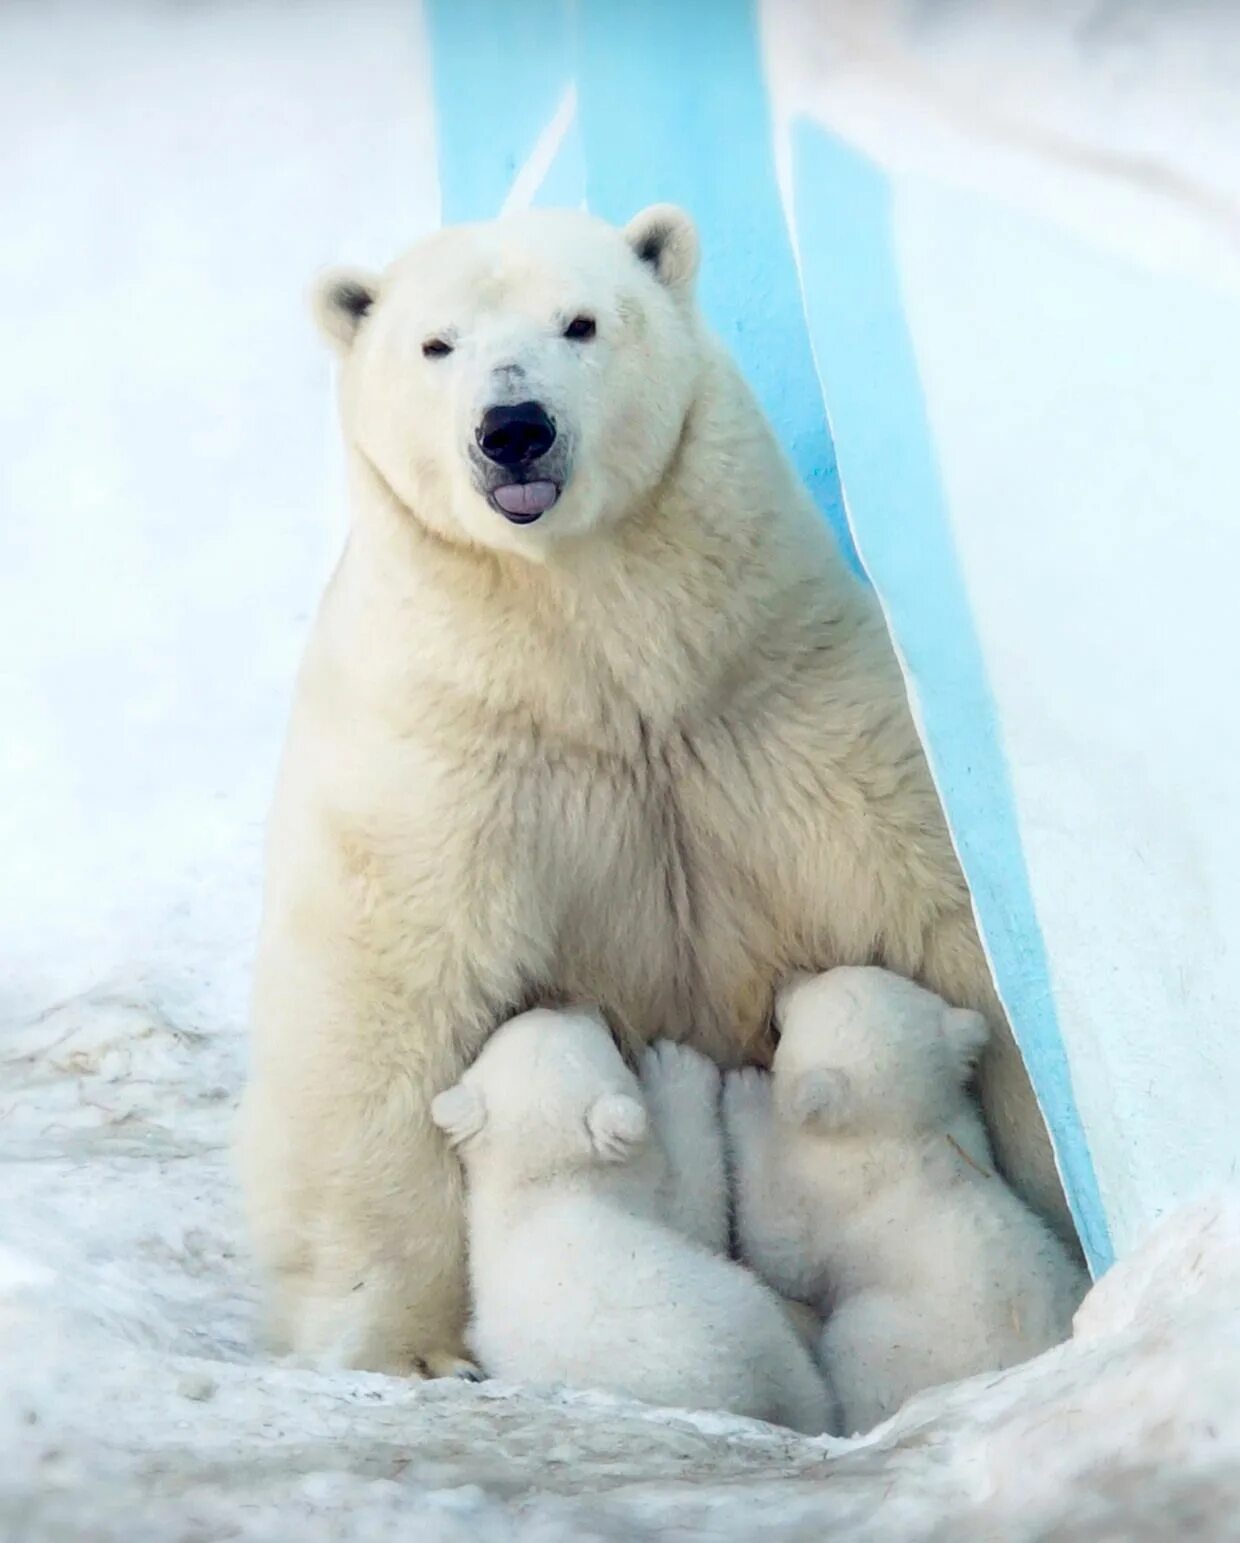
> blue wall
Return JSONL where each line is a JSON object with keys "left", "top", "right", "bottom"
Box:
{"left": 791, "top": 123, "right": 1110, "bottom": 1271}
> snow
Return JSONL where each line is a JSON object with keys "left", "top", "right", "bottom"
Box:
{"left": 0, "top": 0, "right": 438, "bottom": 1035}
{"left": 5, "top": 2, "right": 1240, "bottom": 1536}
{"left": 4, "top": 1004, "right": 1240, "bottom": 1542}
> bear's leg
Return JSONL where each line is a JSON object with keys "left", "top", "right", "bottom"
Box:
{"left": 239, "top": 926, "right": 529, "bottom": 1377}
{"left": 721, "top": 1068, "right": 819, "bottom": 1301}
{"left": 819, "top": 1289, "right": 943, "bottom": 1436}
{"left": 240, "top": 1081, "right": 475, "bottom": 1376}
{"left": 919, "top": 906, "right": 1075, "bottom": 1247}
{"left": 239, "top": 1070, "right": 478, "bottom": 1376}
{"left": 639, "top": 1039, "right": 727, "bottom": 1252}
{"left": 760, "top": 1328, "right": 837, "bottom": 1437}
{"left": 779, "top": 1296, "right": 824, "bottom": 1352}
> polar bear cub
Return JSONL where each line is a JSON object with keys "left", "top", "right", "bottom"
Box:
{"left": 724, "top": 967, "right": 1087, "bottom": 1435}
{"left": 432, "top": 1006, "right": 835, "bottom": 1434}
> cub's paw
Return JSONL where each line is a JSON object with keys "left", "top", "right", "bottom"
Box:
{"left": 722, "top": 1065, "right": 774, "bottom": 1138}
{"left": 640, "top": 1038, "right": 722, "bottom": 1111}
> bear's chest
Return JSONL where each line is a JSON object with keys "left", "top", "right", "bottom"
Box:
{"left": 513, "top": 708, "right": 799, "bottom": 1061}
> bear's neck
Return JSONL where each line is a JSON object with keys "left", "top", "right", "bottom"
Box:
{"left": 465, "top": 1154, "right": 654, "bottom": 1226}
{"left": 786, "top": 1105, "right": 996, "bottom": 1218}
{"left": 331, "top": 349, "right": 869, "bottom": 745}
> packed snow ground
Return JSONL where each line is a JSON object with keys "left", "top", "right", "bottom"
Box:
{"left": 4, "top": 997, "right": 1240, "bottom": 1541}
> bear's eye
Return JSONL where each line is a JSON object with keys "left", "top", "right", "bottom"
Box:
{"left": 563, "top": 315, "right": 596, "bottom": 341}
{"left": 422, "top": 337, "right": 453, "bottom": 359}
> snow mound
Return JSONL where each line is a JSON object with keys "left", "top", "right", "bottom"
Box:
{"left": 3, "top": 985, "right": 1240, "bottom": 1540}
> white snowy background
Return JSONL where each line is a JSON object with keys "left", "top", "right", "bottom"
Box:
{"left": 3, "top": 2, "right": 1240, "bottom": 1537}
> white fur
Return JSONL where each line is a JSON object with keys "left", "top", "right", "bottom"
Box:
{"left": 238, "top": 204, "right": 1066, "bottom": 1377}
{"left": 638, "top": 1037, "right": 728, "bottom": 1253}
{"left": 725, "top": 967, "right": 1088, "bottom": 1435}
{"left": 434, "top": 1009, "right": 834, "bottom": 1434}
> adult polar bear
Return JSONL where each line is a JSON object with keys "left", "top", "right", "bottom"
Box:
{"left": 240, "top": 204, "right": 1068, "bottom": 1377}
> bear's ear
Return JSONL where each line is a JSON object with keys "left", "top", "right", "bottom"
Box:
{"left": 311, "top": 267, "right": 381, "bottom": 353}
{"left": 780, "top": 1068, "right": 853, "bottom": 1132}
{"left": 585, "top": 1093, "right": 648, "bottom": 1163}
{"left": 430, "top": 1083, "right": 487, "bottom": 1148}
{"left": 941, "top": 1007, "right": 989, "bottom": 1071}
{"left": 624, "top": 205, "right": 699, "bottom": 296}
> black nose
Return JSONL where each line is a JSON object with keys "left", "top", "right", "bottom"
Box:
{"left": 476, "top": 401, "right": 556, "bottom": 468}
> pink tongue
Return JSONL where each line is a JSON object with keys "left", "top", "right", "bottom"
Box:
{"left": 493, "top": 481, "right": 559, "bottom": 517}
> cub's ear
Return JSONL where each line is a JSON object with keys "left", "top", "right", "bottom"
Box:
{"left": 942, "top": 1007, "right": 989, "bottom": 1071}
{"left": 585, "top": 1093, "right": 648, "bottom": 1163}
{"left": 430, "top": 1083, "right": 486, "bottom": 1148}
{"left": 779, "top": 1068, "right": 853, "bottom": 1132}
{"left": 773, "top": 970, "right": 817, "bottom": 1031}
{"left": 624, "top": 205, "right": 699, "bottom": 295}
{"left": 311, "top": 267, "right": 381, "bottom": 352}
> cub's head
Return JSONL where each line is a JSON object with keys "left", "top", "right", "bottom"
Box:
{"left": 313, "top": 205, "right": 701, "bottom": 557}
{"left": 431, "top": 1006, "right": 648, "bottom": 1177}
{"left": 772, "top": 966, "right": 989, "bottom": 1139}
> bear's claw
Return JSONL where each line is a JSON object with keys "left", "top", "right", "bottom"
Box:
{"left": 416, "top": 1352, "right": 485, "bottom": 1382}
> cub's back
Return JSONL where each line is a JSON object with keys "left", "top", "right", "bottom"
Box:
{"left": 468, "top": 1191, "right": 791, "bottom": 1410}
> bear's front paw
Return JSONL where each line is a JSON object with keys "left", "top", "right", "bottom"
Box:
{"left": 723, "top": 1065, "right": 773, "bottom": 1135}
{"left": 640, "top": 1038, "right": 722, "bottom": 1110}
{"left": 415, "top": 1350, "right": 485, "bottom": 1382}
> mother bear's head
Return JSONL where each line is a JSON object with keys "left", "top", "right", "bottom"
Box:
{"left": 313, "top": 205, "right": 702, "bottom": 558}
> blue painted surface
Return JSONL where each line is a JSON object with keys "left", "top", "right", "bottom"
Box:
{"left": 424, "top": 0, "right": 856, "bottom": 567}
{"left": 790, "top": 119, "right": 1113, "bottom": 1274}
{"left": 532, "top": 122, "right": 587, "bottom": 211}
{"left": 426, "top": 0, "right": 576, "bottom": 226}
{"left": 572, "top": 0, "right": 850, "bottom": 562}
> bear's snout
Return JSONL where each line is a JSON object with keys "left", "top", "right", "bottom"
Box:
{"left": 476, "top": 401, "right": 557, "bottom": 468}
